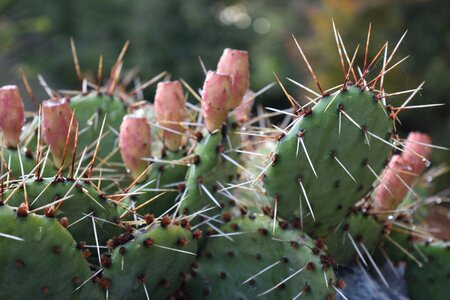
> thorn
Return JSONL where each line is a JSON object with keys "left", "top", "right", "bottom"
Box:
{"left": 286, "top": 77, "right": 320, "bottom": 97}
{"left": 128, "top": 71, "right": 167, "bottom": 96}
{"left": 242, "top": 260, "right": 281, "bottom": 285}
{"left": 337, "top": 31, "right": 357, "bottom": 82}
{"left": 273, "top": 73, "right": 300, "bottom": 110}
{"left": 107, "top": 40, "right": 130, "bottom": 95}
{"left": 198, "top": 56, "right": 208, "bottom": 76}
{"left": 360, "top": 242, "right": 389, "bottom": 288}
{"left": 334, "top": 155, "right": 356, "bottom": 183}
{"left": 297, "top": 177, "right": 315, "bottom": 221}
{"left": 69, "top": 124, "right": 79, "bottom": 179}
{"left": 97, "top": 55, "right": 104, "bottom": 87}
{"left": 347, "top": 232, "right": 368, "bottom": 267}
{"left": 19, "top": 70, "right": 39, "bottom": 110}
{"left": 292, "top": 34, "right": 326, "bottom": 96}
{"left": 200, "top": 184, "right": 221, "bottom": 208}
{"left": 364, "top": 23, "right": 372, "bottom": 71}
{"left": 70, "top": 37, "right": 82, "bottom": 86}
{"left": 57, "top": 108, "right": 77, "bottom": 178}
{"left": 180, "top": 79, "right": 202, "bottom": 103}
{"left": 257, "top": 265, "right": 306, "bottom": 297}
{"left": 332, "top": 19, "right": 346, "bottom": 77}
{"left": 343, "top": 44, "right": 360, "bottom": 89}
{"left": 299, "top": 137, "right": 318, "bottom": 178}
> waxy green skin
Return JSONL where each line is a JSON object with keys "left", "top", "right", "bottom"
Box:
{"left": 405, "top": 242, "right": 450, "bottom": 300}
{"left": 179, "top": 120, "right": 242, "bottom": 218}
{"left": 103, "top": 224, "right": 197, "bottom": 300}
{"left": 2, "top": 147, "right": 56, "bottom": 179}
{"left": 121, "top": 150, "right": 188, "bottom": 218}
{"left": 4, "top": 178, "right": 121, "bottom": 247}
{"left": 69, "top": 92, "right": 126, "bottom": 165}
{"left": 188, "top": 215, "right": 336, "bottom": 299}
{"left": 324, "top": 212, "right": 383, "bottom": 266}
{"left": 264, "top": 86, "right": 392, "bottom": 237}
{"left": 0, "top": 205, "right": 100, "bottom": 300}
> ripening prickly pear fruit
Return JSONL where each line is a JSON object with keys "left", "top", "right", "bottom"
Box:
{"left": 0, "top": 85, "right": 25, "bottom": 148}
{"left": 42, "top": 98, "right": 77, "bottom": 170}
{"left": 374, "top": 132, "right": 432, "bottom": 213}
{"left": 234, "top": 89, "right": 255, "bottom": 122}
{"left": 201, "top": 71, "right": 232, "bottom": 132}
{"left": 374, "top": 155, "right": 412, "bottom": 213}
{"left": 119, "top": 113, "right": 151, "bottom": 180}
{"left": 154, "top": 81, "right": 186, "bottom": 151}
{"left": 402, "top": 132, "right": 432, "bottom": 174}
{"left": 217, "top": 48, "right": 249, "bottom": 109}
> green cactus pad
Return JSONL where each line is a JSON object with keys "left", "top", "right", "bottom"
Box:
{"left": 0, "top": 205, "right": 100, "bottom": 299}
{"left": 264, "top": 85, "right": 392, "bottom": 237}
{"left": 2, "top": 147, "right": 38, "bottom": 178}
{"left": 187, "top": 214, "right": 336, "bottom": 299}
{"left": 103, "top": 224, "right": 198, "bottom": 300}
{"left": 69, "top": 92, "right": 126, "bottom": 164}
{"left": 405, "top": 242, "right": 450, "bottom": 300}
{"left": 123, "top": 150, "right": 187, "bottom": 218}
{"left": 179, "top": 132, "right": 224, "bottom": 216}
{"left": 4, "top": 178, "right": 120, "bottom": 247}
{"left": 324, "top": 211, "right": 383, "bottom": 266}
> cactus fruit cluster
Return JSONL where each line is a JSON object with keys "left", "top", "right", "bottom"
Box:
{"left": 0, "top": 24, "right": 449, "bottom": 300}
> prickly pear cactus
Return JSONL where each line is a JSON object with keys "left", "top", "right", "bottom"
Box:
{"left": 126, "top": 149, "right": 187, "bottom": 217}
{"left": 405, "top": 242, "right": 450, "bottom": 300}
{"left": 102, "top": 220, "right": 198, "bottom": 300}
{"left": 264, "top": 85, "right": 392, "bottom": 237}
{"left": 4, "top": 177, "right": 120, "bottom": 247}
{"left": 69, "top": 91, "right": 127, "bottom": 164}
{"left": 187, "top": 214, "right": 337, "bottom": 299}
{"left": 324, "top": 209, "right": 383, "bottom": 266}
{"left": 0, "top": 205, "right": 100, "bottom": 299}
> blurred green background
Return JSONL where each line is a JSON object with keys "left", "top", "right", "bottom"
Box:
{"left": 0, "top": 0, "right": 448, "bottom": 183}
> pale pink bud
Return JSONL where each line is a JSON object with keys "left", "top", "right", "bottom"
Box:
{"left": 217, "top": 48, "right": 249, "bottom": 109}
{"left": 119, "top": 114, "right": 151, "bottom": 180}
{"left": 234, "top": 89, "right": 255, "bottom": 122}
{"left": 201, "top": 71, "right": 232, "bottom": 132}
{"left": 42, "top": 98, "right": 78, "bottom": 169}
{"left": 154, "top": 81, "right": 186, "bottom": 151}
{"left": 0, "top": 85, "right": 25, "bottom": 148}
{"left": 374, "top": 155, "right": 415, "bottom": 212}
{"left": 402, "top": 132, "right": 432, "bottom": 174}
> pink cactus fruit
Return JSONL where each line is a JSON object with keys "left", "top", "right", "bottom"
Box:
{"left": 119, "top": 114, "right": 151, "bottom": 180}
{"left": 217, "top": 48, "right": 249, "bottom": 109}
{"left": 154, "top": 81, "right": 186, "bottom": 151}
{"left": 402, "top": 132, "right": 432, "bottom": 174}
{"left": 374, "top": 132, "right": 432, "bottom": 213}
{"left": 234, "top": 89, "right": 255, "bottom": 123}
{"left": 201, "top": 71, "right": 232, "bottom": 132}
{"left": 42, "top": 98, "right": 78, "bottom": 169}
{"left": 0, "top": 85, "right": 25, "bottom": 148}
